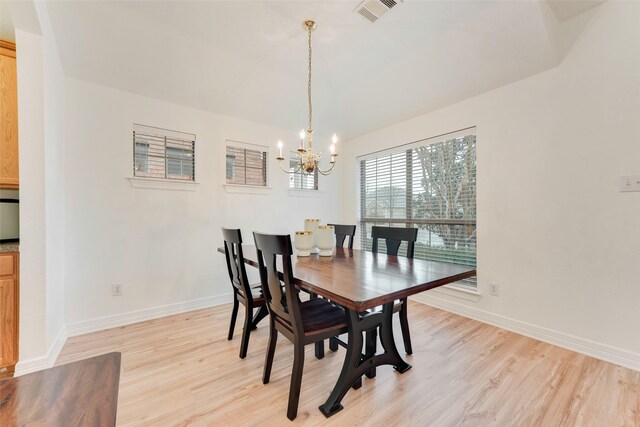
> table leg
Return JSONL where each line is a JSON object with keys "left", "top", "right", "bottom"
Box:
{"left": 319, "top": 302, "right": 411, "bottom": 417}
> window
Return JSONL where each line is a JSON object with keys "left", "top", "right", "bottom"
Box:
{"left": 133, "top": 124, "right": 195, "bottom": 181}
{"left": 288, "top": 157, "right": 318, "bottom": 190}
{"left": 358, "top": 128, "right": 477, "bottom": 289}
{"left": 226, "top": 141, "right": 268, "bottom": 186}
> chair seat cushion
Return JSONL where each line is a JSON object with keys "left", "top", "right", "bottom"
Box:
{"left": 238, "top": 284, "right": 265, "bottom": 305}
{"left": 300, "top": 298, "right": 347, "bottom": 334}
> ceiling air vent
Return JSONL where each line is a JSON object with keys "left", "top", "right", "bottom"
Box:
{"left": 354, "top": 0, "right": 402, "bottom": 23}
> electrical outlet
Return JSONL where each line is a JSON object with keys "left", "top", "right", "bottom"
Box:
{"left": 489, "top": 283, "right": 500, "bottom": 296}
{"left": 112, "top": 284, "right": 123, "bottom": 297}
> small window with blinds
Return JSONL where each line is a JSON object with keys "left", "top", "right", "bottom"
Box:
{"left": 225, "top": 141, "right": 268, "bottom": 186}
{"left": 358, "top": 128, "right": 477, "bottom": 289}
{"left": 288, "top": 157, "right": 318, "bottom": 190}
{"left": 133, "top": 124, "right": 195, "bottom": 181}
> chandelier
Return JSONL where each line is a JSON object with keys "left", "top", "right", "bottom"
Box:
{"left": 276, "top": 20, "right": 338, "bottom": 176}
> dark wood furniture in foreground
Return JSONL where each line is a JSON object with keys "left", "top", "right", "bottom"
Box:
{"left": 218, "top": 245, "right": 475, "bottom": 417}
{"left": 222, "top": 228, "right": 269, "bottom": 359}
{"left": 371, "top": 225, "right": 419, "bottom": 355}
{"left": 253, "top": 232, "right": 348, "bottom": 420}
{"left": 328, "top": 224, "right": 356, "bottom": 249}
{"left": 0, "top": 352, "right": 121, "bottom": 426}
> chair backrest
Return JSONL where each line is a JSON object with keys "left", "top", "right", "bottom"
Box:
{"left": 371, "top": 226, "right": 418, "bottom": 258}
{"left": 222, "top": 228, "right": 254, "bottom": 301}
{"left": 253, "top": 232, "right": 303, "bottom": 336}
{"left": 329, "top": 224, "right": 356, "bottom": 249}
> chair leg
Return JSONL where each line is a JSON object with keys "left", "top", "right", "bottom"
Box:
{"left": 329, "top": 336, "right": 339, "bottom": 351}
{"left": 263, "top": 318, "right": 277, "bottom": 384}
{"left": 315, "top": 341, "right": 325, "bottom": 359}
{"left": 239, "top": 305, "right": 252, "bottom": 359}
{"left": 287, "top": 343, "right": 305, "bottom": 421}
{"left": 251, "top": 305, "right": 268, "bottom": 330}
{"left": 399, "top": 298, "right": 413, "bottom": 355}
{"left": 228, "top": 298, "right": 239, "bottom": 340}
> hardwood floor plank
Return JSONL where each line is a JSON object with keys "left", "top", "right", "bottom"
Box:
{"left": 56, "top": 302, "right": 640, "bottom": 426}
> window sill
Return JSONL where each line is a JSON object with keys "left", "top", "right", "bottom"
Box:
{"left": 128, "top": 177, "right": 199, "bottom": 191}
{"left": 288, "top": 189, "right": 323, "bottom": 198}
{"left": 223, "top": 184, "right": 272, "bottom": 195}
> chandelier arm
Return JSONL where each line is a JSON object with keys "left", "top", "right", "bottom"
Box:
{"left": 278, "top": 158, "right": 302, "bottom": 174}
{"left": 315, "top": 161, "right": 337, "bottom": 176}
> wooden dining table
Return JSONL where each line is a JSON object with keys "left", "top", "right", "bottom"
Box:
{"left": 220, "top": 245, "right": 476, "bottom": 417}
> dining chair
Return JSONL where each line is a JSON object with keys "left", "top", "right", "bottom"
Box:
{"left": 328, "top": 224, "right": 356, "bottom": 249}
{"left": 253, "top": 232, "right": 348, "bottom": 421}
{"left": 370, "top": 225, "right": 418, "bottom": 355}
{"left": 222, "top": 228, "right": 269, "bottom": 359}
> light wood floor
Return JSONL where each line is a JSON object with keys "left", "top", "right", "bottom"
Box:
{"left": 57, "top": 302, "right": 639, "bottom": 426}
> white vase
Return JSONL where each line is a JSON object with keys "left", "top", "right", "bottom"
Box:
{"left": 294, "top": 231, "right": 313, "bottom": 256}
{"left": 316, "top": 225, "right": 335, "bottom": 256}
{"left": 304, "top": 219, "right": 321, "bottom": 253}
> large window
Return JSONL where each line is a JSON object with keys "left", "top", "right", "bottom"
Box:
{"left": 359, "top": 128, "right": 477, "bottom": 289}
{"left": 133, "top": 124, "right": 195, "bottom": 181}
{"left": 225, "top": 141, "right": 268, "bottom": 186}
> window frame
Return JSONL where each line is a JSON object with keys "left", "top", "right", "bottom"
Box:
{"left": 132, "top": 124, "right": 195, "bottom": 182}
{"left": 225, "top": 140, "right": 269, "bottom": 188}
{"left": 357, "top": 127, "right": 477, "bottom": 290}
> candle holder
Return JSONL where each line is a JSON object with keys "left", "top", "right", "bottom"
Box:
{"left": 294, "top": 231, "right": 313, "bottom": 257}
{"left": 316, "top": 225, "right": 335, "bottom": 256}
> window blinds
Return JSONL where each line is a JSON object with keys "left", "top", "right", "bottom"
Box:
{"left": 225, "top": 142, "right": 267, "bottom": 186}
{"left": 133, "top": 124, "right": 195, "bottom": 181}
{"left": 358, "top": 128, "right": 477, "bottom": 288}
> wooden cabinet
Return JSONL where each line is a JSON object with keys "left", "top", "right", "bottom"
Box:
{"left": 0, "top": 40, "right": 18, "bottom": 189}
{"left": 0, "top": 251, "right": 19, "bottom": 378}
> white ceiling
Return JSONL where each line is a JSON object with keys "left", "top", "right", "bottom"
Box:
{"left": 37, "top": 1, "right": 602, "bottom": 141}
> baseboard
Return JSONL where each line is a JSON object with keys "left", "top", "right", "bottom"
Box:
{"left": 66, "top": 293, "right": 232, "bottom": 337}
{"left": 411, "top": 293, "right": 640, "bottom": 372}
{"left": 15, "top": 325, "right": 68, "bottom": 376}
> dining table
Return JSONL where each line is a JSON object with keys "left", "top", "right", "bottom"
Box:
{"left": 219, "top": 245, "right": 476, "bottom": 417}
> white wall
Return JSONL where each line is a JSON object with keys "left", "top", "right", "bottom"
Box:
{"left": 37, "top": 0, "right": 67, "bottom": 366}
{"left": 63, "top": 78, "right": 342, "bottom": 331}
{"left": 342, "top": 1, "right": 640, "bottom": 369}
{"left": 15, "top": 28, "right": 48, "bottom": 368}
{"left": 13, "top": 0, "right": 67, "bottom": 373}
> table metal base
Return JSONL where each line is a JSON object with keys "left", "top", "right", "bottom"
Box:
{"left": 319, "top": 302, "right": 411, "bottom": 417}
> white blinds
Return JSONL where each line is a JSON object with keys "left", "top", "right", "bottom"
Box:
{"left": 133, "top": 124, "right": 195, "bottom": 181}
{"left": 226, "top": 142, "right": 267, "bottom": 186}
{"left": 359, "top": 128, "right": 477, "bottom": 288}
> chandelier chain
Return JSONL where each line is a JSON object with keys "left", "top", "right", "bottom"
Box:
{"left": 307, "top": 26, "right": 313, "bottom": 133}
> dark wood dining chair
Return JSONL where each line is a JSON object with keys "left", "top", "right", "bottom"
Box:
{"left": 329, "top": 223, "right": 356, "bottom": 249}
{"left": 222, "top": 228, "right": 269, "bottom": 359}
{"left": 371, "top": 225, "right": 418, "bottom": 355}
{"left": 253, "top": 232, "right": 348, "bottom": 421}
